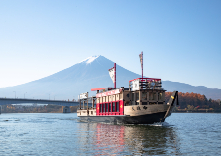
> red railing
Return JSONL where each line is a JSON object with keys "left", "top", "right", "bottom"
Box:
{"left": 96, "top": 100, "right": 124, "bottom": 116}
{"left": 129, "top": 78, "right": 161, "bottom": 83}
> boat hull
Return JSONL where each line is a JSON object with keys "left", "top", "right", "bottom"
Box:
{"left": 79, "top": 111, "right": 166, "bottom": 124}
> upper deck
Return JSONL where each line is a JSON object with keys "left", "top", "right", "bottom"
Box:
{"left": 95, "top": 77, "right": 166, "bottom": 104}
{"left": 93, "top": 78, "right": 166, "bottom": 116}
{"left": 129, "top": 78, "right": 163, "bottom": 91}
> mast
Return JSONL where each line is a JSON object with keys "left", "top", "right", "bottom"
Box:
{"left": 142, "top": 52, "right": 143, "bottom": 79}
{"left": 114, "top": 63, "right": 116, "bottom": 88}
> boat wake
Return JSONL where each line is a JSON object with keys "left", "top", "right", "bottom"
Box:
{"left": 149, "top": 122, "right": 170, "bottom": 127}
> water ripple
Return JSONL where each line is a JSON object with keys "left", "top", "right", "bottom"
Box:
{"left": 0, "top": 113, "right": 220, "bottom": 155}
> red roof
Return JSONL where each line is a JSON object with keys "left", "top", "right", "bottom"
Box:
{"left": 91, "top": 88, "right": 105, "bottom": 91}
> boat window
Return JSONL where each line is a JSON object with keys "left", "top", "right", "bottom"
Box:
{"left": 103, "top": 103, "right": 105, "bottom": 112}
{"left": 153, "top": 93, "right": 157, "bottom": 100}
{"left": 112, "top": 102, "right": 115, "bottom": 112}
{"left": 109, "top": 103, "right": 111, "bottom": 112}
{"left": 101, "top": 104, "right": 103, "bottom": 113}
{"left": 136, "top": 92, "right": 139, "bottom": 101}
{"left": 106, "top": 103, "right": 108, "bottom": 112}
{"left": 132, "top": 93, "right": 135, "bottom": 101}
{"left": 149, "top": 92, "right": 153, "bottom": 100}
{"left": 142, "top": 102, "right": 147, "bottom": 105}
{"left": 125, "top": 101, "right": 130, "bottom": 106}
{"left": 100, "top": 104, "right": 102, "bottom": 113}
{"left": 116, "top": 102, "right": 119, "bottom": 112}
{"left": 142, "top": 92, "right": 147, "bottom": 100}
{"left": 158, "top": 93, "right": 163, "bottom": 101}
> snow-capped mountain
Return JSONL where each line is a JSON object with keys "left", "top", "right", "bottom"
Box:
{"left": 0, "top": 55, "right": 220, "bottom": 100}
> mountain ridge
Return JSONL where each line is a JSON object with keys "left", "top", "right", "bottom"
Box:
{"left": 0, "top": 55, "right": 220, "bottom": 100}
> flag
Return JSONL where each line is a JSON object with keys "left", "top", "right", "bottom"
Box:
{"left": 139, "top": 52, "right": 143, "bottom": 67}
{"left": 139, "top": 51, "right": 143, "bottom": 78}
{"left": 108, "top": 68, "right": 115, "bottom": 83}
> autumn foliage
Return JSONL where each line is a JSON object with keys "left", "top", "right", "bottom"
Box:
{"left": 165, "top": 92, "right": 221, "bottom": 112}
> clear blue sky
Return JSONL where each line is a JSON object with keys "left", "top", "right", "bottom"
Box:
{"left": 0, "top": 0, "right": 221, "bottom": 89}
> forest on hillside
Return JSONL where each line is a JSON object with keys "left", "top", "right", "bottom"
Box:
{"left": 165, "top": 92, "right": 221, "bottom": 112}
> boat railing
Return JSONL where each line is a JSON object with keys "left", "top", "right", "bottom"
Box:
{"left": 129, "top": 78, "right": 162, "bottom": 90}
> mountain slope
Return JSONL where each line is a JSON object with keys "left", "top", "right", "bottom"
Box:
{"left": 0, "top": 55, "right": 220, "bottom": 100}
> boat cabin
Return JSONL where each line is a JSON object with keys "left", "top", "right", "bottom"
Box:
{"left": 77, "top": 78, "right": 166, "bottom": 117}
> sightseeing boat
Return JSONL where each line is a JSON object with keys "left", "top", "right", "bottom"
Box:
{"left": 77, "top": 52, "right": 178, "bottom": 124}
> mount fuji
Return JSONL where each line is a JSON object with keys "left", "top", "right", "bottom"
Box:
{"left": 0, "top": 55, "right": 220, "bottom": 100}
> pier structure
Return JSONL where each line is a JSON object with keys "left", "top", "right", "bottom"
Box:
{"left": 63, "top": 106, "right": 71, "bottom": 113}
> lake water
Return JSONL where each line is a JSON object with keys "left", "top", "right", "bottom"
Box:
{"left": 0, "top": 113, "right": 221, "bottom": 155}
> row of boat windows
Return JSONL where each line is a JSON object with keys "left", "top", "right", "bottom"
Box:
{"left": 131, "top": 92, "right": 163, "bottom": 101}
{"left": 99, "top": 102, "right": 120, "bottom": 113}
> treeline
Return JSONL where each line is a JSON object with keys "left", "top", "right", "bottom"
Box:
{"left": 1, "top": 105, "right": 78, "bottom": 113}
{"left": 165, "top": 92, "right": 221, "bottom": 112}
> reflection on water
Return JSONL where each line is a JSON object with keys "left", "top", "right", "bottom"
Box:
{"left": 1, "top": 113, "right": 220, "bottom": 155}
{"left": 77, "top": 122, "right": 180, "bottom": 155}
{"left": 124, "top": 125, "right": 180, "bottom": 155}
{"left": 95, "top": 124, "right": 125, "bottom": 155}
